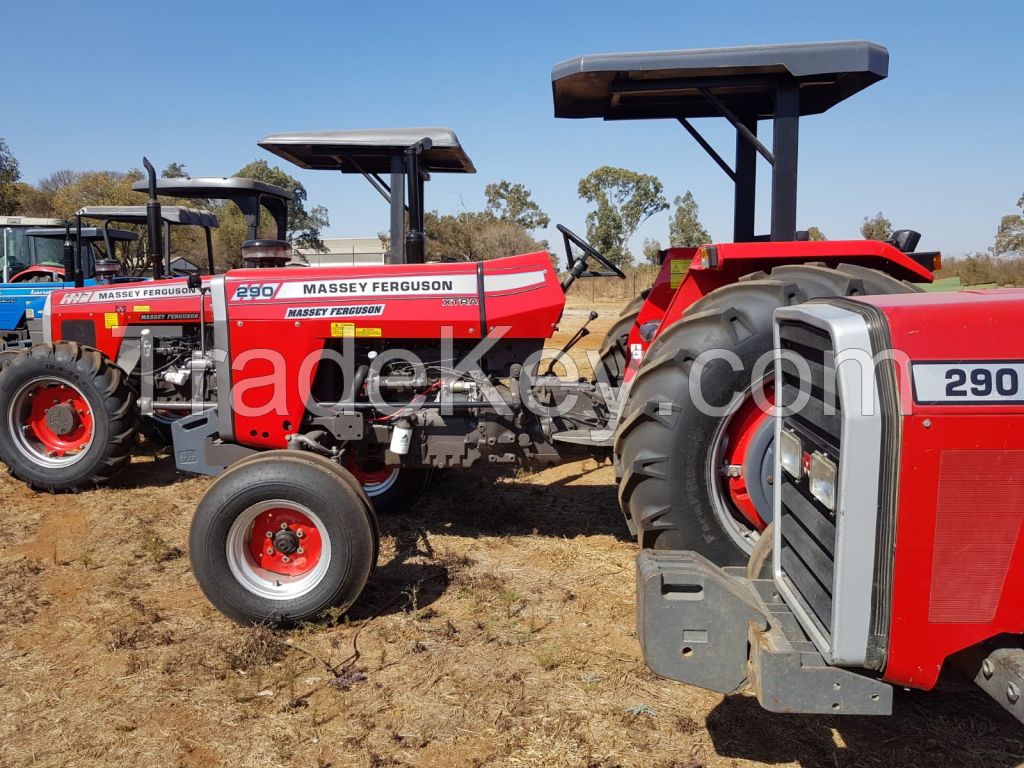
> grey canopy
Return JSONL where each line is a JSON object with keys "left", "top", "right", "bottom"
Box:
{"left": 552, "top": 40, "right": 888, "bottom": 120}
{"left": 76, "top": 206, "right": 219, "bottom": 228}
{"left": 258, "top": 128, "right": 476, "bottom": 174}
{"left": 26, "top": 227, "right": 139, "bottom": 241}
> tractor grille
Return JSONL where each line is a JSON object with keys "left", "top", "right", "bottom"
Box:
{"left": 777, "top": 321, "right": 840, "bottom": 637}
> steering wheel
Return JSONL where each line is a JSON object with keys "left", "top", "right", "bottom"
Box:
{"left": 557, "top": 224, "right": 626, "bottom": 280}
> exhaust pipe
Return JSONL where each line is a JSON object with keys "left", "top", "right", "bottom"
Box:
{"left": 143, "top": 157, "right": 163, "bottom": 280}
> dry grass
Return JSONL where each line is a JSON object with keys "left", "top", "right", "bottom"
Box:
{"left": 0, "top": 296, "right": 1021, "bottom": 768}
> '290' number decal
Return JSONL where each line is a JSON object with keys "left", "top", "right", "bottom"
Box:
{"left": 231, "top": 283, "right": 280, "bottom": 301}
{"left": 912, "top": 362, "right": 1024, "bottom": 404}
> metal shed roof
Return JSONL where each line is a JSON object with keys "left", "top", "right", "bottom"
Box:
{"left": 258, "top": 128, "right": 476, "bottom": 174}
{"left": 552, "top": 40, "right": 888, "bottom": 120}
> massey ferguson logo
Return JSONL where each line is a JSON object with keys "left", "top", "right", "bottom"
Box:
{"left": 60, "top": 293, "right": 92, "bottom": 305}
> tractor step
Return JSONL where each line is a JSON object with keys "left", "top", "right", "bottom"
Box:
{"left": 171, "top": 409, "right": 256, "bottom": 476}
{"left": 551, "top": 428, "right": 615, "bottom": 447}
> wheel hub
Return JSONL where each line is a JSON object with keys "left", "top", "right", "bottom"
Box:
{"left": 246, "top": 507, "right": 323, "bottom": 577}
{"left": 272, "top": 529, "right": 300, "bottom": 555}
{"left": 45, "top": 403, "right": 77, "bottom": 436}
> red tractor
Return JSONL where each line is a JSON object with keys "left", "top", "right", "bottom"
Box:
{"left": 0, "top": 41, "right": 941, "bottom": 624}
{"left": 637, "top": 288, "right": 1024, "bottom": 725}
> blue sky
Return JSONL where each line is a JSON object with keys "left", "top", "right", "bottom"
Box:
{"left": 4, "top": 0, "right": 1022, "bottom": 257}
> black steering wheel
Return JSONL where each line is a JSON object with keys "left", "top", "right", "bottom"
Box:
{"left": 557, "top": 224, "right": 626, "bottom": 280}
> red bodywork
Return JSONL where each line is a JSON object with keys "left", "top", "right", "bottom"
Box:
{"left": 623, "top": 240, "right": 933, "bottom": 383}
{"left": 852, "top": 289, "right": 1024, "bottom": 689}
{"left": 48, "top": 252, "right": 565, "bottom": 448}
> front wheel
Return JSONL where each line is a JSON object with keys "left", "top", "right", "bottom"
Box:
{"left": 0, "top": 342, "right": 138, "bottom": 491}
{"left": 189, "top": 452, "right": 378, "bottom": 626}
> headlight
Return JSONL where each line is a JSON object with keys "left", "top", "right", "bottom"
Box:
{"left": 779, "top": 428, "right": 803, "bottom": 479}
{"left": 809, "top": 451, "right": 838, "bottom": 510}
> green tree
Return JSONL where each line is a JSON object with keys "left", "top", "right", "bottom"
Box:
{"left": 213, "top": 159, "right": 329, "bottom": 268}
{"left": 161, "top": 162, "right": 188, "bottom": 179}
{"left": 0, "top": 137, "right": 21, "bottom": 215}
{"left": 424, "top": 210, "right": 544, "bottom": 262}
{"left": 484, "top": 180, "right": 550, "bottom": 230}
{"left": 642, "top": 238, "right": 663, "bottom": 265}
{"left": 806, "top": 226, "right": 827, "bottom": 241}
{"left": 577, "top": 166, "right": 668, "bottom": 267}
{"left": 668, "top": 191, "right": 710, "bottom": 247}
{"left": 994, "top": 193, "right": 1024, "bottom": 256}
{"left": 860, "top": 212, "right": 893, "bottom": 241}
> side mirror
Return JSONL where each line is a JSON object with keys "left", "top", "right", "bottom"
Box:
{"left": 186, "top": 274, "right": 202, "bottom": 291}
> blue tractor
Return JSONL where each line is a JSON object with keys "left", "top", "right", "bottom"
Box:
{"left": 0, "top": 223, "right": 138, "bottom": 351}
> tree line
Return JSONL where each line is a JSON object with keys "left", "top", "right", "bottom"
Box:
{"left": 2, "top": 135, "right": 1022, "bottom": 281}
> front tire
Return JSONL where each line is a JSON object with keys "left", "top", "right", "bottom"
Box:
{"left": 345, "top": 452, "right": 431, "bottom": 515}
{"left": 0, "top": 342, "right": 138, "bottom": 491}
{"left": 189, "top": 453, "right": 378, "bottom": 626}
{"left": 616, "top": 264, "right": 916, "bottom": 565}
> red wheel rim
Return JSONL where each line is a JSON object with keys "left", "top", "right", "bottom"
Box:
{"left": 720, "top": 382, "right": 776, "bottom": 530}
{"left": 344, "top": 453, "right": 399, "bottom": 494}
{"left": 246, "top": 506, "right": 324, "bottom": 577}
{"left": 10, "top": 378, "right": 94, "bottom": 466}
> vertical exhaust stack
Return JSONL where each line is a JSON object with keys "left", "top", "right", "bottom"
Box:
{"left": 143, "top": 157, "right": 164, "bottom": 280}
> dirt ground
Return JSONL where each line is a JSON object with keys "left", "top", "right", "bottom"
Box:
{"left": 1, "top": 297, "right": 1022, "bottom": 768}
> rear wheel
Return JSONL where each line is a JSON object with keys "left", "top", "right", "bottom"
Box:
{"left": 344, "top": 452, "right": 431, "bottom": 515}
{"left": 0, "top": 342, "right": 138, "bottom": 491}
{"left": 616, "top": 264, "right": 917, "bottom": 565}
{"left": 596, "top": 290, "right": 649, "bottom": 387}
{"left": 189, "top": 453, "right": 378, "bottom": 626}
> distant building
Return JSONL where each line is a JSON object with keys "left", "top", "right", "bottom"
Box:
{"left": 294, "top": 237, "right": 386, "bottom": 267}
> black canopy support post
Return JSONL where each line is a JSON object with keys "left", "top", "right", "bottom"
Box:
{"left": 389, "top": 155, "right": 406, "bottom": 264}
{"left": 74, "top": 214, "right": 84, "bottom": 288}
{"left": 235, "top": 197, "right": 260, "bottom": 241}
{"left": 770, "top": 81, "right": 800, "bottom": 241}
{"left": 63, "top": 221, "right": 75, "bottom": 286}
{"left": 678, "top": 118, "right": 736, "bottom": 181}
{"left": 699, "top": 88, "right": 775, "bottom": 164}
{"left": 733, "top": 116, "right": 758, "bottom": 242}
{"left": 205, "top": 227, "right": 215, "bottom": 275}
{"left": 404, "top": 143, "right": 427, "bottom": 265}
{"left": 164, "top": 225, "right": 172, "bottom": 277}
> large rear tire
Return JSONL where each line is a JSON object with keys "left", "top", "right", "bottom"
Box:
{"left": 189, "top": 453, "right": 378, "bottom": 626}
{"left": 0, "top": 342, "right": 138, "bottom": 491}
{"left": 596, "top": 290, "right": 649, "bottom": 387}
{"left": 616, "top": 264, "right": 917, "bottom": 565}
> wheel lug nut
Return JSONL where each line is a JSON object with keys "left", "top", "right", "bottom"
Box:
{"left": 295, "top": 529, "right": 304, "bottom": 538}
{"left": 265, "top": 530, "right": 274, "bottom": 538}
{"left": 266, "top": 548, "right": 274, "bottom": 555}
{"left": 282, "top": 555, "right": 290, "bottom": 563}
{"left": 280, "top": 522, "right": 288, "bottom": 530}
{"left": 296, "top": 547, "right": 304, "bottom": 555}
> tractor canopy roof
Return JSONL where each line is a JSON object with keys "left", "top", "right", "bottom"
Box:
{"left": 76, "top": 205, "right": 219, "bottom": 228}
{"left": 551, "top": 40, "right": 888, "bottom": 120}
{"left": 26, "top": 227, "right": 139, "bottom": 241}
{"left": 258, "top": 128, "right": 476, "bottom": 174}
{"left": 130, "top": 176, "right": 294, "bottom": 203}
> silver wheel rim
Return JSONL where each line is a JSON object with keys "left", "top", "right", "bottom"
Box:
{"left": 362, "top": 467, "right": 400, "bottom": 497}
{"left": 225, "top": 500, "right": 333, "bottom": 600}
{"left": 8, "top": 376, "right": 95, "bottom": 469}
{"left": 705, "top": 382, "right": 770, "bottom": 556}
